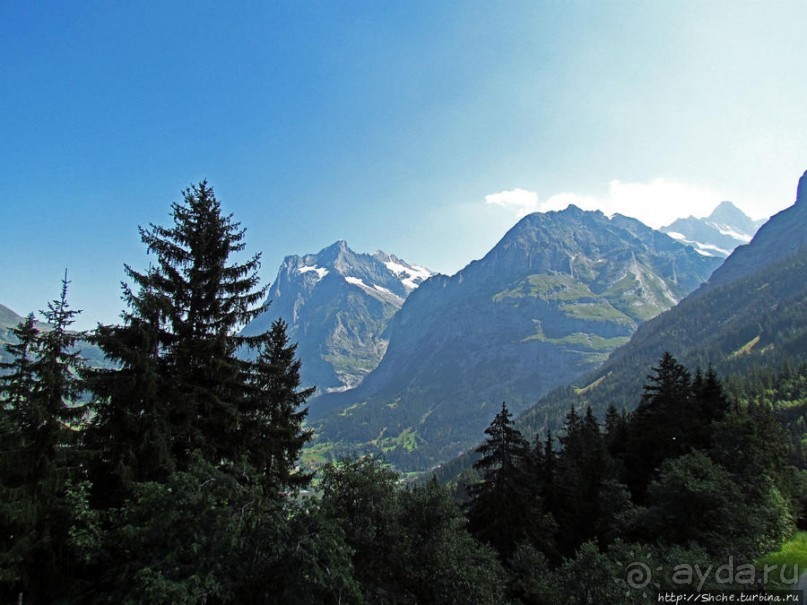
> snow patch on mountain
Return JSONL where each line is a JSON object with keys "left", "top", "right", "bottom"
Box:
{"left": 714, "top": 225, "right": 753, "bottom": 243}
{"left": 298, "top": 265, "right": 329, "bottom": 280}
{"left": 383, "top": 259, "right": 433, "bottom": 290}
{"left": 241, "top": 241, "right": 432, "bottom": 394}
{"left": 661, "top": 202, "right": 764, "bottom": 259}
{"left": 344, "top": 275, "right": 367, "bottom": 288}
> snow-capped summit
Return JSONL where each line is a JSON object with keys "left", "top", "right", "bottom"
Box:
{"left": 661, "top": 201, "right": 764, "bottom": 258}
{"left": 373, "top": 251, "right": 432, "bottom": 291}
{"left": 241, "top": 242, "right": 434, "bottom": 393}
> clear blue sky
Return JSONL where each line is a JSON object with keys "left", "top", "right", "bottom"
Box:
{"left": 2, "top": 1, "right": 806, "bottom": 329}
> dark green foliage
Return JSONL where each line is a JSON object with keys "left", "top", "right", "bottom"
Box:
{"left": 396, "top": 478, "right": 507, "bottom": 604}
{"left": 87, "top": 451, "right": 360, "bottom": 604}
{"left": 87, "top": 181, "right": 268, "bottom": 497}
{"left": 497, "top": 354, "right": 798, "bottom": 599}
{"left": 552, "top": 407, "right": 621, "bottom": 553}
{"left": 319, "top": 456, "right": 402, "bottom": 602}
{"left": 621, "top": 353, "right": 729, "bottom": 501}
{"left": 242, "top": 319, "right": 314, "bottom": 493}
{"left": 550, "top": 541, "right": 631, "bottom": 604}
{"left": 507, "top": 543, "right": 557, "bottom": 604}
{"left": 623, "top": 352, "right": 696, "bottom": 500}
{"left": 97, "top": 455, "right": 244, "bottom": 604}
{"left": 467, "top": 402, "right": 555, "bottom": 560}
{"left": 641, "top": 450, "right": 748, "bottom": 556}
{"left": 260, "top": 504, "right": 362, "bottom": 605}
{"left": 640, "top": 448, "right": 791, "bottom": 560}
{"left": 320, "top": 456, "right": 507, "bottom": 604}
{"left": 0, "top": 278, "right": 89, "bottom": 603}
{"left": 85, "top": 292, "right": 175, "bottom": 504}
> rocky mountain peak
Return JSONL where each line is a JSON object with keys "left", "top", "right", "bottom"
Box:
{"left": 241, "top": 241, "right": 431, "bottom": 393}
{"left": 702, "top": 170, "right": 807, "bottom": 288}
{"left": 661, "top": 200, "right": 763, "bottom": 258}
{"left": 313, "top": 239, "right": 353, "bottom": 272}
{"left": 709, "top": 201, "right": 756, "bottom": 230}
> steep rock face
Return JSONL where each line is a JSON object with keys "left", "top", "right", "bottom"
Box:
{"left": 240, "top": 241, "right": 432, "bottom": 393}
{"left": 516, "top": 169, "right": 807, "bottom": 447}
{"left": 310, "top": 206, "right": 721, "bottom": 471}
{"left": 661, "top": 201, "right": 764, "bottom": 258}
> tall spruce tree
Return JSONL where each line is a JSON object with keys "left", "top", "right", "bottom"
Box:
{"left": 0, "top": 278, "right": 88, "bottom": 602}
{"left": 241, "top": 318, "right": 314, "bottom": 493}
{"left": 88, "top": 181, "right": 268, "bottom": 496}
{"left": 467, "top": 402, "right": 550, "bottom": 560}
{"left": 86, "top": 183, "right": 324, "bottom": 600}
{"left": 624, "top": 352, "right": 695, "bottom": 500}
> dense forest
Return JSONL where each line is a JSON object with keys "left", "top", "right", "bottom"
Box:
{"left": 2, "top": 183, "right": 806, "bottom": 603}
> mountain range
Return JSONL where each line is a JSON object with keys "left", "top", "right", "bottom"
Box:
{"left": 510, "top": 170, "right": 807, "bottom": 459}
{"left": 661, "top": 201, "right": 763, "bottom": 258}
{"left": 429, "top": 171, "right": 806, "bottom": 483}
{"left": 306, "top": 206, "right": 722, "bottom": 470}
{"left": 241, "top": 241, "right": 432, "bottom": 393}
{"left": 3, "top": 182, "right": 784, "bottom": 477}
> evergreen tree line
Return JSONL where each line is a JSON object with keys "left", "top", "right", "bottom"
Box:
{"left": 462, "top": 352, "right": 805, "bottom": 602}
{"left": 1, "top": 182, "right": 804, "bottom": 603}
{"left": 0, "top": 183, "right": 338, "bottom": 603}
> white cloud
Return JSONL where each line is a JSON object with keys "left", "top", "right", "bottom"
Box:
{"left": 484, "top": 188, "right": 539, "bottom": 217}
{"left": 603, "top": 179, "right": 724, "bottom": 228}
{"left": 486, "top": 178, "right": 727, "bottom": 229}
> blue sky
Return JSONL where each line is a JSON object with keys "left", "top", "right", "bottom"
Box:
{"left": 2, "top": 1, "right": 806, "bottom": 329}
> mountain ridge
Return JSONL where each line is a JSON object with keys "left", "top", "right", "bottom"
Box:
{"left": 308, "top": 205, "right": 722, "bottom": 470}
{"left": 241, "top": 241, "right": 433, "bottom": 393}
{"left": 512, "top": 169, "right": 807, "bottom": 450}
{"left": 661, "top": 201, "right": 764, "bottom": 258}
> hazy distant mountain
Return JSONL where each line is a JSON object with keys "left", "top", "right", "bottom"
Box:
{"left": 241, "top": 241, "right": 433, "bottom": 393}
{"left": 661, "top": 201, "right": 764, "bottom": 258}
{"left": 515, "top": 170, "right": 807, "bottom": 448}
{"left": 0, "top": 303, "right": 108, "bottom": 367}
{"left": 309, "top": 206, "right": 722, "bottom": 471}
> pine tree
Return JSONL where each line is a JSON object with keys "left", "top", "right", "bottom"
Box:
{"left": 553, "top": 406, "right": 617, "bottom": 553}
{"left": 141, "top": 181, "right": 266, "bottom": 465}
{"left": 542, "top": 431, "right": 556, "bottom": 489}
{"left": 0, "top": 314, "right": 40, "bottom": 596}
{"left": 0, "top": 314, "right": 39, "bottom": 412}
{"left": 467, "top": 402, "right": 551, "bottom": 560}
{"left": 241, "top": 319, "right": 314, "bottom": 493}
{"left": 0, "top": 277, "right": 89, "bottom": 602}
{"left": 624, "top": 352, "right": 695, "bottom": 500}
{"left": 88, "top": 181, "right": 268, "bottom": 495}
{"left": 692, "top": 365, "right": 730, "bottom": 444}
